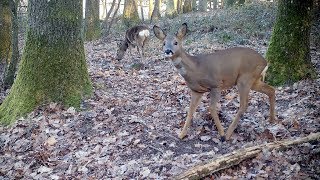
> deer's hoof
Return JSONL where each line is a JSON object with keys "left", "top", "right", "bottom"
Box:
{"left": 220, "top": 136, "right": 226, "bottom": 142}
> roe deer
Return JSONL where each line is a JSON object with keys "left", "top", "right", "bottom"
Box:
{"left": 116, "top": 25, "right": 150, "bottom": 60}
{"left": 153, "top": 23, "right": 276, "bottom": 141}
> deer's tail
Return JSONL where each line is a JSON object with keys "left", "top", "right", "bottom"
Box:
{"left": 261, "top": 65, "right": 268, "bottom": 82}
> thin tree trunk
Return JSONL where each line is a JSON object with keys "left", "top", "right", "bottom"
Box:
{"left": 266, "top": 0, "right": 316, "bottom": 85}
{"left": 140, "top": 0, "right": 145, "bottom": 21}
{"left": 85, "top": 0, "right": 101, "bottom": 41}
{"left": 0, "top": 0, "right": 92, "bottom": 124}
{"left": 199, "top": 0, "right": 207, "bottom": 12}
{"left": 166, "top": 0, "right": 177, "bottom": 18}
{"left": 105, "top": 0, "right": 121, "bottom": 36}
{"left": 4, "top": 0, "right": 19, "bottom": 88}
{"left": 183, "top": 0, "right": 193, "bottom": 13}
{"left": 151, "top": 0, "right": 161, "bottom": 22}
{"left": 149, "top": 0, "right": 154, "bottom": 19}
{"left": 123, "top": 0, "right": 141, "bottom": 27}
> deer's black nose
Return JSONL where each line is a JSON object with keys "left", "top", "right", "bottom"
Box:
{"left": 165, "top": 49, "right": 173, "bottom": 55}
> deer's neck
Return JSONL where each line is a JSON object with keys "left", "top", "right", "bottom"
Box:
{"left": 171, "top": 50, "right": 196, "bottom": 76}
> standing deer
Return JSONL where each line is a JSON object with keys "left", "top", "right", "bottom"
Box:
{"left": 153, "top": 23, "right": 276, "bottom": 141}
{"left": 116, "top": 25, "right": 150, "bottom": 60}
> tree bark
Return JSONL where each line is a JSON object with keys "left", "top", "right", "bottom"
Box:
{"left": 151, "top": 0, "right": 161, "bottom": 22}
{"left": 183, "top": 0, "right": 193, "bottom": 13}
{"left": 139, "top": 0, "right": 145, "bottom": 21}
{"left": 123, "top": 0, "right": 141, "bottom": 27}
{"left": 176, "top": 132, "right": 320, "bottom": 179}
{"left": 0, "top": 0, "right": 92, "bottom": 124}
{"left": 103, "top": 0, "right": 117, "bottom": 35}
{"left": 4, "top": 0, "right": 19, "bottom": 88}
{"left": 199, "top": 0, "right": 207, "bottom": 12}
{"left": 149, "top": 0, "right": 154, "bottom": 19}
{"left": 166, "top": 0, "right": 177, "bottom": 18}
{"left": 266, "top": 0, "right": 316, "bottom": 85}
{"left": 225, "top": 0, "right": 236, "bottom": 8}
{"left": 85, "top": 0, "right": 101, "bottom": 41}
{"left": 105, "top": 0, "right": 121, "bottom": 37}
{"left": 0, "top": 0, "right": 12, "bottom": 64}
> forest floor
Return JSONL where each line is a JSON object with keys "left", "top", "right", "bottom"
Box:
{"left": 1, "top": 4, "right": 320, "bottom": 179}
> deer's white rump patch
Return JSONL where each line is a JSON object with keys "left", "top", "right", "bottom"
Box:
{"left": 139, "top": 29, "right": 150, "bottom": 37}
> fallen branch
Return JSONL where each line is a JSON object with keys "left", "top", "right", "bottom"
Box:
{"left": 176, "top": 132, "right": 320, "bottom": 180}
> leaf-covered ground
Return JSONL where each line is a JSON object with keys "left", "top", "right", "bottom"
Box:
{"left": 1, "top": 4, "right": 320, "bottom": 179}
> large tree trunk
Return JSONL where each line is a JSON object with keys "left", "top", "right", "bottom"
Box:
{"left": 183, "top": 0, "right": 193, "bottom": 13}
{"left": 266, "top": 0, "right": 316, "bottom": 85}
{"left": 166, "top": 0, "right": 177, "bottom": 18}
{"left": 0, "top": 0, "right": 12, "bottom": 64}
{"left": 85, "top": 0, "right": 101, "bottom": 41}
{"left": 4, "top": 0, "right": 19, "bottom": 88}
{"left": 0, "top": 0, "right": 92, "bottom": 124}
{"left": 151, "top": 0, "right": 161, "bottom": 22}
{"left": 123, "top": 0, "right": 140, "bottom": 27}
{"left": 199, "top": 0, "right": 207, "bottom": 12}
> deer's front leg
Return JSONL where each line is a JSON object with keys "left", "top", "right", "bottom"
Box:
{"left": 179, "top": 90, "right": 203, "bottom": 139}
{"left": 209, "top": 88, "right": 225, "bottom": 141}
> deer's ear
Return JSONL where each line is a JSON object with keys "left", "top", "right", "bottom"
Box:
{"left": 153, "top": 25, "right": 166, "bottom": 40}
{"left": 176, "top": 23, "right": 187, "bottom": 40}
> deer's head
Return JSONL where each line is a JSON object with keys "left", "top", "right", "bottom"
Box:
{"left": 116, "top": 41, "right": 128, "bottom": 60}
{"left": 153, "top": 23, "right": 188, "bottom": 59}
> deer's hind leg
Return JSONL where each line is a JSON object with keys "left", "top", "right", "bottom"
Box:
{"left": 251, "top": 80, "right": 276, "bottom": 122}
{"left": 226, "top": 75, "right": 255, "bottom": 140}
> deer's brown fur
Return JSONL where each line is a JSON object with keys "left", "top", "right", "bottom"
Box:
{"left": 153, "top": 23, "right": 276, "bottom": 141}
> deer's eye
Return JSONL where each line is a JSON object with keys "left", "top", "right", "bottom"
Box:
{"left": 163, "top": 42, "right": 166, "bottom": 46}
{"left": 174, "top": 42, "right": 178, "bottom": 45}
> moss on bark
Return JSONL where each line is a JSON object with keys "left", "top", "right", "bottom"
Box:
{"left": 0, "top": 0, "right": 92, "bottom": 125}
{"left": 266, "top": 0, "right": 316, "bottom": 86}
{"left": 0, "top": 0, "right": 12, "bottom": 63}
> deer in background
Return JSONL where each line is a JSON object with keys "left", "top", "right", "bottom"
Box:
{"left": 116, "top": 25, "right": 150, "bottom": 60}
{"left": 153, "top": 23, "right": 276, "bottom": 141}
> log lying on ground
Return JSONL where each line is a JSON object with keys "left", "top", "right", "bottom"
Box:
{"left": 176, "top": 132, "right": 320, "bottom": 180}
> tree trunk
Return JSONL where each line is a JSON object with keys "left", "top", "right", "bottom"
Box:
{"left": 266, "top": 0, "right": 316, "bottom": 85}
{"left": 105, "top": 0, "right": 121, "bottom": 37}
{"left": 4, "top": 0, "right": 19, "bottom": 88}
{"left": 0, "top": 0, "right": 92, "bottom": 124}
{"left": 183, "top": 0, "right": 193, "bottom": 13}
{"left": 199, "top": 0, "right": 207, "bottom": 12}
{"left": 0, "top": 0, "right": 12, "bottom": 64}
{"left": 85, "top": 0, "right": 101, "bottom": 41}
{"left": 166, "top": 0, "right": 177, "bottom": 18}
{"left": 139, "top": 0, "right": 145, "bottom": 21}
{"left": 151, "top": 0, "right": 161, "bottom": 22}
{"left": 225, "top": 0, "right": 236, "bottom": 8}
{"left": 148, "top": 0, "right": 154, "bottom": 19}
{"left": 191, "top": 0, "right": 197, "bottom": 11}
{"left": 123, "top": 0, "right": 140, "bottom": 27}
{"left": 212, "top": 0, "right": 218, "bottom": 9}
{"left": 103, "top": 0, "right": 117, "bottom": 35}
